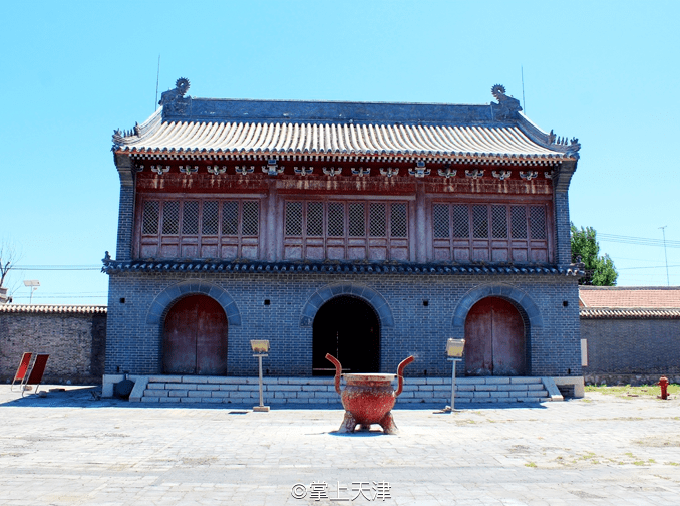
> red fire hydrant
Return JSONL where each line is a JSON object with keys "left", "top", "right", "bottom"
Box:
{"left": 658, "top": 376, "right": 669, "bottom": 400}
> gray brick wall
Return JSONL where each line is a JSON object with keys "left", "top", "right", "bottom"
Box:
{"left": 582, "top": 318, "right": 680, "bottom": 374}
{"left": 553, "top": 191, "right": 572, "bottom": 266}
{"left": 0, "top": 310, "right": 106, "bottom": 384}
{"left": 105, "top": 272, "right": 582, "bottom": 378}
{"left": 115, "top": 184, "right": 135, "bottom": 261}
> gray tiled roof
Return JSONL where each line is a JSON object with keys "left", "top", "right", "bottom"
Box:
{"left": 101, "top": 258, "right": 583, "bottom": 277}
{"left": 112, "top": 83, "right": 580, "bottom": 165}
{"left": 0, "top": 304, "right": 107, "bottom": 314}
{"left": 579, "top": 307, "right": 680, "bottom": 319}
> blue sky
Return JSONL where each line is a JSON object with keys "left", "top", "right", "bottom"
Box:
{"left": 1, "top": 0, "right": 678, "bottom": 305}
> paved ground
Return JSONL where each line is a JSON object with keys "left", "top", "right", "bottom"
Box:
{"left": 0, "top": 386, "right": 678, "bottom": 506}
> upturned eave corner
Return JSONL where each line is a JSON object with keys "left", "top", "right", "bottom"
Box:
{"left": 552, "top": 160, "right": 578, "bottom": 193}
{"left": 113, "top": 152, "right": 135, "bottom": 187}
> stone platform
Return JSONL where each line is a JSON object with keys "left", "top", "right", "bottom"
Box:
{"left": 102, "top": 374, "right": 571, "bottom": 405}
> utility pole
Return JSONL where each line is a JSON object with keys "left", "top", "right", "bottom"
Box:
{"left": 659, "top": 226, "right": 669, "bottom": 286}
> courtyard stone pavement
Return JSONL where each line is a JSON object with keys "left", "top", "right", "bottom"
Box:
{"left": 0, "top": 386, "right": 678, "bottom": 506}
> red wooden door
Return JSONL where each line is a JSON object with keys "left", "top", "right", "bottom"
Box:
{"left": 163, "top": 295, "right": 228, "bottom": 375}
{"left": 464, "top": 297, "right": 526, "bottom": 375}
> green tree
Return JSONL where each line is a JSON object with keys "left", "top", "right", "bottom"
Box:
{"left": 570, "top": 224, "right": 618, "bottom": 285}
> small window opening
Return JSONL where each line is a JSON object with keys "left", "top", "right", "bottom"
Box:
{"left": 119, "top": 298, "right": 126, "bottom": 304}
{"left": 563, "top": 300, "right": 569, "bottom": 307}
{"left": 264, "top": 299, "right": 271, "bottom": 306}
{"left": 422, "top": 300, "right": 429, "bottom": 307}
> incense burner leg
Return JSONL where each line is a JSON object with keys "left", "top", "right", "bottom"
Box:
{"left": 378, "top": 411, "right": 398, "bottom": 435}
{"left": 338, "top": 411, "right": 357, "bottom": 433}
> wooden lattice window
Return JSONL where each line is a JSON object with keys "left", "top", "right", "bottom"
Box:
{"left": 161, "top": 201, "right": 180, "bottom": 235}
{"left": 142, "top": 201, "right": 159, "bottom": 235}
{"left": 285, "top": 201, "right": 303, "bottom": 236}
{"left": 530, "top": 206, "right": 546, "bottom": 240}
{"left": 283, "top": 200, "right": 409, "bottom": 261}
{"left": 432, "top": 202, "right": 551, "bottom": 264}
{"left": 137, "top": 198, "right": 260, "bottom": 260}
{"left": 491, "top": 206, "right": 507, "bottom": 239}
{"left": 369, "top": 203, "right": 386, "bottom": 237}
{"left": 202, "top": 201, "right": 220, "bottom": 235}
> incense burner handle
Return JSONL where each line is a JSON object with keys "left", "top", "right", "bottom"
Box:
{"left": 325, "top": 353, "right": 342, "bottom": 395}
{"left": 394, "top": 355, "right": 415, "bottom": 397}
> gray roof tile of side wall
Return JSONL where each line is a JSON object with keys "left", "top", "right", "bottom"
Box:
{"left": 0, "top": 305, "right": 107, "bottom": 314}
{"left": 580, "top": 308, "right": 680, "bottom": 318}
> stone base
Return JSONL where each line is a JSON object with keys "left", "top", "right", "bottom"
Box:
{"left": 253, "top": 405, "right": 270, "bottom": 412}
{"left": 102, "top": 374, "right": 148, "bottom": 401}
{"left": 584, "top": 373, "right": 680, "bottom": 388}
{"left": 552, "top": 376, "right": 585, "bottom": 398}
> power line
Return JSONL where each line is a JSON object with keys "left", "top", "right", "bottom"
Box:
{"left": 12, "top": 294, "right": 108, "bottom": 299}
{"left": 13, "top": 265, "right": 101, "bottom": 271}
{"left": 659, "top": 225, "right": 670, "bottom": 286}
{"left": 617, "top": 264, "right": 680, "bottom": 270}
{"left": 598, "top": 233, "right": 680, "bottom": 248}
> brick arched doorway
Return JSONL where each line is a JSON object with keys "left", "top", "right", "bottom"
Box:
{"left": 312, "top": 295, "right": 380, "bottom": 375}
{"left": 162, "top": 294, "right": 228, "bottom": 375}
{"left": 464, "top": 296, "right": 526, "bottom": 376}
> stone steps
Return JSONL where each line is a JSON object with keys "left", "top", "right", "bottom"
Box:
{"left": 133, "top": 375, "right": 561, "bottom": 406}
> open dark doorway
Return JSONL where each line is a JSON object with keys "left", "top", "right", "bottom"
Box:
{"left": 312, "top": 295, "right": 380, "bottom": 375}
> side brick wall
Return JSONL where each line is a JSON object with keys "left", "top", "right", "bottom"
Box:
{"left": 553, "top": 191, "right": 573, "bottom": 265}
{"left": 115, "top": 184, "right": 135, "bottom": 261}
{"left": 105, "top": 272, "right": 582, "bottom": 378}
{"left": 582, "top": 318, "right": 680, "bottom": 375}
{"left": 0, "top": 310, "right": 106, "bottom": 384}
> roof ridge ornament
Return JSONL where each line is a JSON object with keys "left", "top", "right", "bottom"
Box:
{"left": 159, "top": 77, "right": 192, "bottom": 115}
{"left": 548, "top": 130, "right": 581, "bottom": 157}
{"left": 490, "top": 84, "right": 522, "bottom": 120}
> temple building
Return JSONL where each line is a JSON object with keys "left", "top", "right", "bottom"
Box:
{"left": 103, "top": 79, "right": 585, "bottom": 399}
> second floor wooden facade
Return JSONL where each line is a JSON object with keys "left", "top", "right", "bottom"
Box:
{"left": 131, "top": 164, "right": 555, "bottom": 265}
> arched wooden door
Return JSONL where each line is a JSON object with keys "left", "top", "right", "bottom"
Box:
{"left": 312, "top": 296, "right": 380, "bottom": 375}
{"left": 464, "top": 297, "right": 526, "bottom": 376}
{"left": 162, "top": 294, "right": 228, "bottom": 375}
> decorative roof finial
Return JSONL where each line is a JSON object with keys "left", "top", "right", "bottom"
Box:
{"left": 159, "top": 77, "right": 192, "bottom": 114}
{"left": 491, "top": 84, "right": 507, "bottom": 102}
{"left": 490, "top": 84, "right": 522, "bottom": 119}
